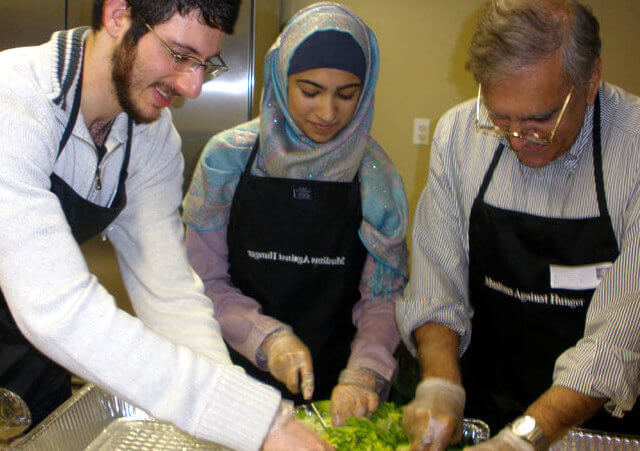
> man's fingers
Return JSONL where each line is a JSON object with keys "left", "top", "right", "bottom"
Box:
{"left": 408, "top": 413, "right": 455, "bottom": 451}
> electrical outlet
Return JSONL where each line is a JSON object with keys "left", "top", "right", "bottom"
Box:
{"left": 413, "top": 118, "right": 431, "bottom": 145}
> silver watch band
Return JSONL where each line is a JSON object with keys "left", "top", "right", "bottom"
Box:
{"left": 510, "top": 415, "right": 550, "bottom": 451}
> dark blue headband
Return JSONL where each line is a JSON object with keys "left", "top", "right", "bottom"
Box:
{"left": 287, "top": 30, "right": 366, "bottom": 82}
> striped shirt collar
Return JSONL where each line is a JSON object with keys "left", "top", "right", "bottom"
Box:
{"left": 50, "top": 27, "right": 91, "bottom": 113}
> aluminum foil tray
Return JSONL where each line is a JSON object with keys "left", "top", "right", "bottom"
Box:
{"left": 460, "top": 418, "right": 491, "bottom": 444}
{"left": 4, "top": 384, "right": 228, "bottom": 450}
{"left": 8, "top": 384, "right": 635, "bottom": 450}
{"left": 551, "top": 428, "right": 640, "bottom": 450}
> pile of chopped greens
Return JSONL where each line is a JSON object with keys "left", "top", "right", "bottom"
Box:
{"left": 295, "top": 401, "right": 466, "bottom": 451}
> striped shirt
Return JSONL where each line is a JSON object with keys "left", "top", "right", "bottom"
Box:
{"left": 396, "top": 82, "right": 640, "bottom": 416}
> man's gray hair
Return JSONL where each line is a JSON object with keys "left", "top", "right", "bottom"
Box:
{"left": 467, "top": 0, "right": 600, "bottom": 88}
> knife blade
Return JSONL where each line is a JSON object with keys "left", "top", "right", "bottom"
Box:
{"left": 307, "top": 402, "right": 329, "bottom": 431}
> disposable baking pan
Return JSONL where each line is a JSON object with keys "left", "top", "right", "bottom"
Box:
{"left": 6, "top": 384, "right": 637, "bottom": 450}
{"left": 551, "top": 427, "right": 640, "bottom": 450}
{"left": 4, "top": 384, "right": 226, "bottom": 450}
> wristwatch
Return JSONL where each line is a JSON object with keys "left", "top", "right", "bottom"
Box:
{"left": 510, "top": 415, "right": 550, "bottom": 450}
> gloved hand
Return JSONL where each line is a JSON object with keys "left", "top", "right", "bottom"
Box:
{"left": 402, "top": 377, "right": 466, "bottom": 451}
{"left": 263, "top": 329, "right": 314, "bottom": 399}
{"left": 463, "top": 427, "right": 535, "bottom": 450}
{"left": 330, "top": 366, "right": 380, "bottom": 426}
{"left": 262, "top": 400, "right": 334, "bottom": 450}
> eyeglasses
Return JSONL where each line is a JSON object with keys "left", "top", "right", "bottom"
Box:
{"left": 474, "top": 84, "right": 574, "bottom": 145}
{"left": 145, "top": 23, "right": 228, "bottom": 82}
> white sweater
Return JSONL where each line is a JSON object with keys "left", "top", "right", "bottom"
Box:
{"left": 0, "top": 27, "right": 280, "bottom": 450}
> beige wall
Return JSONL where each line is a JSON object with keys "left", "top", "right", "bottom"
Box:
{"left": 281, "top": 0, "right": 640, "bottom": 229}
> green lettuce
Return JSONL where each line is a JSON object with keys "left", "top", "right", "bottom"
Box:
{"left": 296, "top": 401, "right": 465, "bottom": 451}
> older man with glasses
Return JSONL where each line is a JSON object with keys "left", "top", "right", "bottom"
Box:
{"left": 0, "top": 0, "right": 331, "bottom": 449}
{"left": 396, "top": 0, "right": 640, "bottom": 450}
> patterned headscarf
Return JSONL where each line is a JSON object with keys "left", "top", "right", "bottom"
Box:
{"left": 183, "top": 2, "right": 408, "bottom": 279}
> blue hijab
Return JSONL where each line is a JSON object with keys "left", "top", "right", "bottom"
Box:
{"left": 183, "top": 2, "right": 408, "bottom": 282}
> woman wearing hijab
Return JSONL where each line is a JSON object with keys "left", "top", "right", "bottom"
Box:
{"left": 182, "top": 2, "right": 408, "bottom": 426}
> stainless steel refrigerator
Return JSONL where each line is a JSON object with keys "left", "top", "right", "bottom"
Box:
{"left": 0, "top": 0, "right": 281, "bottom": 312}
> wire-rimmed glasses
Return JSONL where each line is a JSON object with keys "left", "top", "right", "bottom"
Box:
{"left": 474, "top": 84, "right": 574, "bottom": 145}
{"left": 145, "top": 23, "right": 228, "bottom": 83}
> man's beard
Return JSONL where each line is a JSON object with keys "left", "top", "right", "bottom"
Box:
{"left": 111, "top": 32, "right": 157, "bottom": 124}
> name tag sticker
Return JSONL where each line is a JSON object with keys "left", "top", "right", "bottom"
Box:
{"left": 549, "top": 262, "right": 612, "bottom": 290}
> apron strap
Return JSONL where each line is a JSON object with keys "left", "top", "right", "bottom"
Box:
{"left": 117, "top": 117, "right": 133, "bottom": 184}
{"left": 57, "top": 62, "right": 83, "bottom": 159}
{"left": 242, "top": 137, "right": 260, "bottom": 177}
{"left": 592, "top": 93, "right": 609, "bottom": 218}
{"left": 476, "top": 143, "right": 505, "bottom": 200}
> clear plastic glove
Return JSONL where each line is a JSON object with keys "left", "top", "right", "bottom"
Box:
{"left": 330, "top": 367, "right": 380, "bottom": 426}
{"left": 264, "top": 329, "right": 314, "bottom": 399}
{"left": 463, "top": 427, "right": 535, "bottom": 450}
{"left": 262, "top": 400, "right": 334, "bottom": 451}
{"left": 402, "top": 377, "right": 466, "bottom": 451}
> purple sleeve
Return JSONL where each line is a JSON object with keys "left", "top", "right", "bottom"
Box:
{"left": 185, "top": 225, "right": 286, "bottom": 369}
{"left": 186, "top": 227, "right": 401, "bottom": 381}
{"left": 347, "top": 254, "right": 402, "bottom": 383}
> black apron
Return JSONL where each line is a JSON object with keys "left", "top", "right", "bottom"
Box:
{"left": 227, "top": 138, "right": 367, "bottom": 403}
{"left": 464, "top": 94, "right": 640, "bottom": 434}
{"left": 0, "top": 63, "right": 132, "bottom": 429}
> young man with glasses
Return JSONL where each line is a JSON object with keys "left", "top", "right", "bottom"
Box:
{"left": 397, "top": 0, "right": 640, "bottom": 449}
{"left": 0, "top": 0, "right": 330, "bottom": 449}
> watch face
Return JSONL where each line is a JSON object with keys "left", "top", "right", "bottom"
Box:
{"left": 513, "top": 415, "right": 536, "bottom": 435}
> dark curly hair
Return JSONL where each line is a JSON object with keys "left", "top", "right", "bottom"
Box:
{"left": 92, "top": 0, "right": 241, "bottom": 42}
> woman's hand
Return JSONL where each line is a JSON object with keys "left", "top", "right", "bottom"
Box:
{"left": 264, "top": 329, "right": 314, "bottom": 399}
{"left": 330, "top": 367, "right": 379, "bottom": 426}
